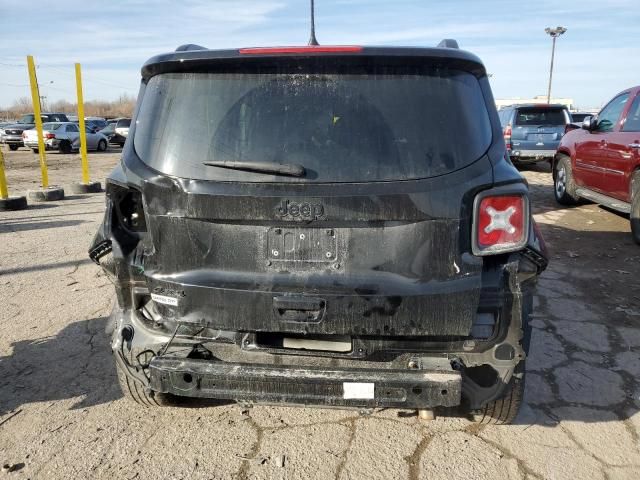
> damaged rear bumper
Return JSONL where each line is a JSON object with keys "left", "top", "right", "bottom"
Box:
{"left": 149, "top": 357, "right": 461, "bottom": 408}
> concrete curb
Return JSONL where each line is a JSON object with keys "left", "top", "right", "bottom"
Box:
{"left": 0, "top": 196, "right": 28, "bottom": 211}
{"left": 69, "top": 181, "right": 103, "bottom": 194}
{"left": 27, "top": 186, "right": 65, "bottom": 202}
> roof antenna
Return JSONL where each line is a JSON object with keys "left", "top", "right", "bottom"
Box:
{"left": 308, "top": 0, "right": 319, "bottom": 45}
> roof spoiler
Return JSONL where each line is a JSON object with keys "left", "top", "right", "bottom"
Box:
{"left": 437, "top": 39, "right": 459, "bottom": 49}
{"left": 175, "top": 44, "right": 207, "bottom": 52}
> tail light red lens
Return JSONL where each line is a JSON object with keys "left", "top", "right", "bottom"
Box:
{"left": 503, "top": 126, "right": 512, "bottom": 150}
{"left": 45, "top": 133, "right": 55, "bottom": 139}
{"left": 473, "top": 194, "right": 529, "bottom": 255}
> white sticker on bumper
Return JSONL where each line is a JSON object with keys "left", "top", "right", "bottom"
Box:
{"left": 343, "top": 382, "right": 375, "bottom": 399}
{"left": 151, "top": 293, "right": 179, "bottom": 306}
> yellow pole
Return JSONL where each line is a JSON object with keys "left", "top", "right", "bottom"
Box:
{"left": 26, "top": 55, "right": 49, "bottom": 188}
{"left": 0, "top": 148, "right": 9, "bottom": 199}
{"left": 75, "top": 63, "right": 90, "bottom": 184}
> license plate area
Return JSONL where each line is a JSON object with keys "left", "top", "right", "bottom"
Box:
{"left": 527, "top": 133, "right": 556, "bottom": 141}
{"left": 267, "top": 227, "right": 337, "bottom": 262}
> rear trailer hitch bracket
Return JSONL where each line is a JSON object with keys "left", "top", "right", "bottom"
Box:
{"left": 522, "top": 246, "right": 548, "bottom": 273}
{"left": 89, "top": 239, "right": 112, "bottom": 264}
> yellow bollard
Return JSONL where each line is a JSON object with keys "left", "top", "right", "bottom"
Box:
{"left": 26, "top": 55, "right": 49, "bottom": 188}
{"left": 25, "top": 56, "right": 64, "bottom": 202}
{"left": 0, "top": 148, "right": 28, "bottom": 211}
{"left": 75, "top": 63, "right": 90, "bottom": 185}
{"left": 0, "top": 148, "right": 8, "bottom": 200}
{"left": 69, "top": 63, "right": 102, "bottom": 194}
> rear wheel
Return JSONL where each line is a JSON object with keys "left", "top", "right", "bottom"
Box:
{"left": 59, "top": 141, "right": 72, "bottom": 154}
{"left": 9, "top": 144, "right": 18, "bottom": 151}
{"left": 471, "top": 368, "right": 525, "bottom": 425}
{"left": 97, "top": 139, "right": 107, "bottom": 152}
{"left": 554, "top": 154, "right": 580, "bottom": 205}
{"left": 31, "top": 148, "right": 38, "bottom": 154}
{"left": 631, "top": 172, "right": 640, "bottom": 245}
{"left": 115, "top": 357, "right": 172, "bottom": 407}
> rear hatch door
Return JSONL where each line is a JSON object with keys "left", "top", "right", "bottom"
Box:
{"left": 131, "top": 53, "right": 496, "bottom": 338}
{"left": 511, "top": 106, "right": 569, "bottom": 151}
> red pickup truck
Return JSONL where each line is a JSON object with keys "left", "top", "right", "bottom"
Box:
{"left": 553, "top": 86, "right": 640, "bottom": 244}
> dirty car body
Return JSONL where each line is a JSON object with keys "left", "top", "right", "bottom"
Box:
{"left": 90, "top": 44, "right": 547, "bottom": 422}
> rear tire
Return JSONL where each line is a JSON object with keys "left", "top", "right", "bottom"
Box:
{"left": 115, "top": 357, "right": 172, "bottom": 407}
{"left": 553, "top": 154, "right": 580, "bottom": 205}
{"left": 631, "top": 172, "right": 640, "bottom": 245}
{"left": 471, "top": 369, "right": 525, "bottom": 425}
{"left": 59, "top": 141, "right": 72, "bottom": 154}
{"left": 31, "top": 148, "right": 38, "bottom": 154}
{"left": 97, "top": 139, "right": 107, "bottom": 151}
{"left": 9, "top": 144, "right": 18, "bottom": 151}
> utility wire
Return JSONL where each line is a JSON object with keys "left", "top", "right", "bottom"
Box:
{"left": 37, "top": 64, "right": 136, "bottom": 91}
{"left": 0, "top": 82, "right": 29, "bottom": 87}
{"left": 1, "top": 59, "right": 137, "bottom": 92}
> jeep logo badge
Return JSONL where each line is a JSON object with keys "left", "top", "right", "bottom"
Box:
{"left": 276, "top": 200, "right": 325, "bottom": 220}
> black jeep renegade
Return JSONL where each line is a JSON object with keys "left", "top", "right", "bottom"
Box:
{"left": 90, "top": 41, "right": 547, "bottom": 424}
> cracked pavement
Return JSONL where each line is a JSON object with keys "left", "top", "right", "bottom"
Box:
{"left": 0, "top": 148, "right": 639, "bottom": 479}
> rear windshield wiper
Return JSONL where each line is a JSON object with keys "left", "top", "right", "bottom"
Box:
{"left": 203, "top": 160, "right": 306, "bottom": 177}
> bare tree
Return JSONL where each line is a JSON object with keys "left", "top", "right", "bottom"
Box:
{"left": 2, "top": 93, "right": 136, "bottom": 120}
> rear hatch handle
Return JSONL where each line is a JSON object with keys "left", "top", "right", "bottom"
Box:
{"left": 273, "top": 296, "right": 326, "bottom": 323}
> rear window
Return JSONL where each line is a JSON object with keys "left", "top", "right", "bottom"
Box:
{"left": 41, "top": 122, "right": 63, "bottom": 130}
{"left": 117, "top": 119, "right": 131, "bottom": 128}
{"left": 19, "top": 114, "right": 39, "bottom": 123}
{"left": 515, "top": 107, "right": 568, "bottom": 126}
{"left": 134, "top": 67, "right": 492, "bottom": 183}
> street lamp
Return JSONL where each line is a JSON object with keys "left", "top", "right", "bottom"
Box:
{"left": 545, "top": 26, "right": 567, "bottom": 104}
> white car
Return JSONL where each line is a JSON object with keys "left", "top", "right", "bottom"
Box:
{"left": 23, "top": 122, "right": 109, "bottom": 154}
{"left": 114, "top": 118, "right": 131, "bottom": 138}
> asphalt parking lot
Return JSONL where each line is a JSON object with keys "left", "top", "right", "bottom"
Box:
{"left": 0, "top": 147, "right": 639, "bottom": 479}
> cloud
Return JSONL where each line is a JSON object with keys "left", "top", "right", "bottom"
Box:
{"left": 0, "top": 0, "right": 637, "bottom": 107}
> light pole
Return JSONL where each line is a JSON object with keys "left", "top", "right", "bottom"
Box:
{"left": 545, "top": 26, "right": 567, "bottom": 104}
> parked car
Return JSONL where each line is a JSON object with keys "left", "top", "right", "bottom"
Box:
{"left": 86, "top": 118, "right": 108, "bottom": 133}
{"left": 114, "top": 118, "right": 131, "bottom": 138}
{"left": 554, "top": 86, "right": 640, "bottom": 244}
{"left": 1, "top": 125, "right": 27, "bottom": 150}
{"left": 0, "top": 112, "right": 69, "bottom": 151}
{"left": 89, "top": 41, "right": 548, "bottom": 424}
{"left": 570, "top": 112, "right": 593, "bottom": 124}
{"left": 0, "top": 123, "right": 14, "bottom": 147}
{"left": 16, "top": 112, "right": 69, "bottom": 124}
{"left": 498, "top": 104, "right": 571, "bottom": 164}
{"left": 98, "top": 123, "right": 127, "bottom": 147}
{"left": 23, "top": 122, "right": 109, "bottom": 153}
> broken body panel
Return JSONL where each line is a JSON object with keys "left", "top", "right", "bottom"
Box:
{"left": 91, "top": 46, "right": 547, "bottom": 414}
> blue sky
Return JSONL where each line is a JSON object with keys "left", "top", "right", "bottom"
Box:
{"left": 0, "top": 0, "right": 637, "bottom": 110}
